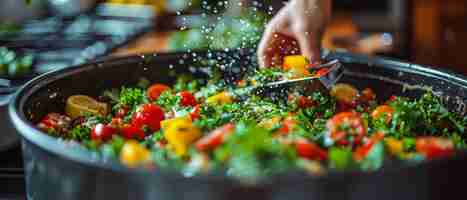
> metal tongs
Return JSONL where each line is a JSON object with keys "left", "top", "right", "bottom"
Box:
{"left": 232, "top": 59, "right": 344, "bottom": 99}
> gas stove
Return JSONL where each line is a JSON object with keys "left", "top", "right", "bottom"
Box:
{"left": 0, "top": 146, "right": 24, "bottom": 199}
{"left": 0, "top": 3, "right": 155, "bottom": 199}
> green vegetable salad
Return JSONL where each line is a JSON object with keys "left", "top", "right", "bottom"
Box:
{"left": 36, "top": 55, "right": 467, "bottom": 181}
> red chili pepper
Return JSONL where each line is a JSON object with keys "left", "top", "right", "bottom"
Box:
{"left": 131, "top": 104, "right": 165, "bottom": 132}
{"left": 196, "top": 123, "right": 235, "bottom": 151}
{"left": 294, "top": 138, "right": 328, "bottom": 161}
{"left": 178, "top": 91, "right": 197, "bottom": 107}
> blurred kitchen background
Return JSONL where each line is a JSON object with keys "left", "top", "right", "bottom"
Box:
{"left": 0, "top": 0, "right": 466, "bottom": 80}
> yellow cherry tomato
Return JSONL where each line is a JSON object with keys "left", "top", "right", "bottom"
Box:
{"left": 163, "top": 117, "right": 201, "bottom": 157}
{"left": 120, "top": 140, "right": 151, "bottom": 168}
{"left": 206, "top": 91, "right": 233, "bottom": 105}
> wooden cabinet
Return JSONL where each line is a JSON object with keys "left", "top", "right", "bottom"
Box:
{"left": 411, "top": 0, "right": 467, "bottom": 74}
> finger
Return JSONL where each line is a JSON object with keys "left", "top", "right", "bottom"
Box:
{"left": 257, "top": 25, "right": 276, "bottom": 68}
{"left": 257, "top": 5, "right": 291, "bottom": 68}
{"left": 294, "top": 29, "right": 322, "bottom": 63}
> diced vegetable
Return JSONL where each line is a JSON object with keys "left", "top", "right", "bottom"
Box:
{"left": 37, "top": 113, "right": 72, "bottom": 134}
{"left": 385, "top": 138, "right": 404, "bottom": 156}
{"left": 120, "top": 140, "right": 151, "bottom": 167}
{"left": 354, "top": 133, "right": 385, "bottom": 161}
{"left": 196, "top": 123, "right": 235, "bottom": 151}
{"left": 206, "top": 91, "right": 233, "bottom": 105}
{"left": 34, "top": 55, "right": 467, "bottom": 178}
{"left": 283, "top": 55, "right": 308, "bottom": 71}
{"left": 294, "top": 138, "right": 327, "bottom": 161}
{"left": 131, "top": 104, "right": 165, "bottom": 132}
{"left": 121, "top": 124, "right": 146, "bottom": 140}
{"left": 326, "top": 112, "right": 367, "bottom": 145}
{"left": 371, "top": 105, "right": 395, "bottom": 123}
{"left": 330, "top": 84, "right": 358, "bottom": 104}
{"left": 297, "top": 96, "right": 316, "bottom": 109}
{"left": 416, "top": 137, "right": 454, "bottom": 159}
{"left": 178, "top": 91, "right": 197, "bottom": 107}
{"left": 360, "top": 88, "right": 376, "bottom": 102}
{"left": 328, "top": 147, "right": 354, "bottom": 170}
{"left": 163, "top": 117, "right": 201, "bottom": 157}
{"left": 91, "top": 123, "right": 117, "bottom": 141}
{"left": 283, "top": 55, "right": 311, "bottom": 78}
{"left": 147, "top": 84, "right": 170, "bottom": 101}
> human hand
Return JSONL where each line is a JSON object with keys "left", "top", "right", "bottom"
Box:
{"left": 257, "top": 0, "right": 332, "bottom": 68}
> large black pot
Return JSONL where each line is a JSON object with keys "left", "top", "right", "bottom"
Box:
{"left": 9, "top": 50, "right": 467, "bottom": 200}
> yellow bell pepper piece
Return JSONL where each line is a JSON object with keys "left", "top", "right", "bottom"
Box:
{"left": 206, "top": 91, "right": 233, "bottom": 105}
{"left": 385, "top": 138, "right": 404, "bottom": 156}
{"left": 120, "top": 140, "right": 151, "bottom": 167}
{"left": 163, "top": 117, "right": 201, "bottom": 157}
{"left": 283, "top": 55, "right": 308, "bottom": 70}
{"left": 258, "top": 116, "right": 282, "bottom": 129}
{"left": 283, "top": 55, "right": 311, "bottom": 78}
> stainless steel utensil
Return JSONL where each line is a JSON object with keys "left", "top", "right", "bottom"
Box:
{"left": 232, "top": 59, "right": 344, "bottom": 98}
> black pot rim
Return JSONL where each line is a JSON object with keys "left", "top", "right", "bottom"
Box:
{"left": 8, "top": 50, "right": 467, "bottom": 185}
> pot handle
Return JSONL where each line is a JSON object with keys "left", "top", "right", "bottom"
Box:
{"left": 0, "top": 78, "right": 17, "bottom": 106}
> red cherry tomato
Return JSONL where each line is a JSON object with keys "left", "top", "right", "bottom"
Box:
{"left": 354, "top": 133, "right": 385, "bottom": 161}
{"left": 416, "top": 137, "right": 454, "bottom": 159}
{"left": 121, "top": 124, "right": 146, "bottom": 140}
{"left": 294, "top": 138, "right": 328, "bottom": 161}
{"left": 190, "top": 105, "right": 201, "bottom": 120}
{"left": 326, "top": 112, "right": 367, "bottom": 145}
{"left": 131, "top": 104, "right": 165, "bottom": 131}
{"left": 196, "top": 123, "right": 235, "bottom": 151}
{"left": 178, "top": 91, "right": 197, "bottom": 107}
{"left": 297, "top": 96, "right": 316, "bottom": 109}
{"left": 147, "top": 84, "right": 170, "bottom": 101}
{"left": 278, "top": 117, "right": 297, "bottom": 135}
{"left": 91, "top": 123, "right": 117, "bottom": 141}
